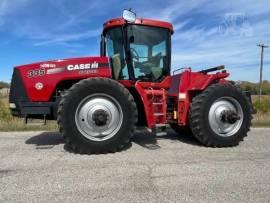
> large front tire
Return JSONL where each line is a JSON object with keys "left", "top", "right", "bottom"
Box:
{"left": 189, "top": 83, "right": 252, "bottom": 147}
{"left": 57, "top": 78, "right": 137, "bottom": 154}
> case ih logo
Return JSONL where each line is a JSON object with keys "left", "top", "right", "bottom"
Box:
{"left": 27, "top": 62, "right": 106, "bottom": 78}
{"left": 67, "top": 62, "right": 99, "bottom": 71}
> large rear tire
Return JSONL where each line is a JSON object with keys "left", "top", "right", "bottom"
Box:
{"left": 57, "top": 78, "right": 137, "bottom": 154}
{"left": 189, "top": 83, "right": 252, "bottom": 147}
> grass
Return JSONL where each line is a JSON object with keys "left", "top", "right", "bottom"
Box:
{"left": 0, "top": 95, "right": 269, "bottom": 131}
{"left": 0, "top": 97, "right": 58, "bottom": 131}
{"left": 251, "top": 95, "right": 270, "bottom": 127}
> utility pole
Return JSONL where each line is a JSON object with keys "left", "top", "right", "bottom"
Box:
{"left": 257, "top": 44, "right": 268, "bottom": 102}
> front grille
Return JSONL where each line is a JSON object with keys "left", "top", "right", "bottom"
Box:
{"left": 9, "top": 68, "right": 29, "bottom": 103}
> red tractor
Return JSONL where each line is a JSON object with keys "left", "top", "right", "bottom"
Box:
{"left": 9, "top": 10, "right": 253, "bottom": 154}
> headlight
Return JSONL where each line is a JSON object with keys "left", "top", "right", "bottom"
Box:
{"left": 9, "top": 103, "right": 16, "bottom": 109}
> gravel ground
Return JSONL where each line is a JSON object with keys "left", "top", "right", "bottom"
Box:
{"left": 0, "top": 128, "right": 269, "bottom": 202}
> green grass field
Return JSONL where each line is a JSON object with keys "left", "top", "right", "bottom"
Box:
{"left": 0, "top": 97, "right": 58, "bottom": 131}
{"left": 251, "top": 95, "right": 270, "bottom": 127}
{"left": 0, "top": 95, "right": 269, "bottom": 131}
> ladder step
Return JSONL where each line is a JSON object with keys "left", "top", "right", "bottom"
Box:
{"left": 154, "top": 113, "right": 164, "bottom": 116}
{"left": 154, "top": 124, "right": 167, "bottom": 128}
{"left": 152, "top": 103, "right": 163, "bottom": 105}
{"left": 155, "top": 131, "right": 167, "bottom": 136}
{"left": 152, "top": 123, "right": 167, "bottom": 136}
{"left": 145, "top": 90, "right": 164, "bottom": 95}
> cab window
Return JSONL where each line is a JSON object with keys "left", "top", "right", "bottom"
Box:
{"left": 105, "top": 27, "right": 129, "bottom": 79}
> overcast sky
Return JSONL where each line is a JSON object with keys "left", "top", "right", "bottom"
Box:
{"left": 0, "top": 0, "right": 269, "bottom": 82}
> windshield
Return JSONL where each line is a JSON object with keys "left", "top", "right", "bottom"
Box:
{"left": 104, "top": 25, "right": 170, "bottom": 81}
{"left": 127, "top": 25, "right": 170, "bottom": 81}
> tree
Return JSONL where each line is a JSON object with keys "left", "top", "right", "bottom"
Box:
{"left": 0, "top": 81, "right": 10, "bottom": 89}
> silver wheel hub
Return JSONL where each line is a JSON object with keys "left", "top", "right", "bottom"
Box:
{"left": 208, "top": 97, "right": 243, "bottom": 137}
{"left": 75, "top": 93, "right": 123, "bottom": 141}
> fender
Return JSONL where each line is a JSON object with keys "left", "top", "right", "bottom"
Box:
{"left": 169, "top": 69, "right": 229, "bottom": 126}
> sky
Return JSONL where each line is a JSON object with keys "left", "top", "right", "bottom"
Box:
{"left": 0, "top": 0, "right": 269, "bottom": 82}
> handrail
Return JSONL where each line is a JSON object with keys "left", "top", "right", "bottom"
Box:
{"left": 172, "top": 67, "right": 191, "bottom": 75}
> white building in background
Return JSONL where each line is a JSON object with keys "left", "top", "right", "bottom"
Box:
{"left": 0, "top": 88, "right": 10, "bottom": 97}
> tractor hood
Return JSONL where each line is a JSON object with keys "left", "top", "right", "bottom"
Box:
{"left": 15, "top": 56, "right": 110, "bottom": 75}
{"left": 10, "top": 56, "right": 111, "bottom": 102}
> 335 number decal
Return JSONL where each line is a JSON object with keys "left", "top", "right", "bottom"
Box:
{"left": 27, "top": 68, "right": 45, "bottom": 78}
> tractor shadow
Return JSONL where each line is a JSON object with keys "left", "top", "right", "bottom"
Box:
{"left": 25, "top": 129, "right": 200, "bottom": 152}
{"left": 132, "top": 129, "right": 201, "bottom": 150}
{"left": 25, "top": 132, "right": 131, "bottom": 152}
{"left": 25, "top": 131, "right": 64, "bottom": 150}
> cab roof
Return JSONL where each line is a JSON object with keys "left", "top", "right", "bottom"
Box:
{"left": 103, "top": 17, "right": 174, "bottom": 34}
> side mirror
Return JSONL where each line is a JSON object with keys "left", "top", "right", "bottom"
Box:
{"left": 123, "top": 9, "right": 136, "bottom": 23}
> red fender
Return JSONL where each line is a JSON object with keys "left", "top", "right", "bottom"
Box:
{"left": 169, "top": 70, "right": 229, "bottom": 126}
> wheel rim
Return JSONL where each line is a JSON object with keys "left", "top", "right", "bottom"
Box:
{"left": 75, "top": 93, "right": 123, "bottom": 141}
{"left": 208, "top": 97, "right": 243, "bottom": 137}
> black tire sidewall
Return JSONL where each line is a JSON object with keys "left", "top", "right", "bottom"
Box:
{"left": 61, "top": 78, "right": 136, "bottom": 152}
{"left": 192, "top": 84, "right": 250, "bottom": 146}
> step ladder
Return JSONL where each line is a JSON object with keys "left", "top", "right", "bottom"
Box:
{"left": 147, "top": 88, "right": 167, "bottom": 136}
{"left": 135, "top": 82, "right": 167, "bottom": 135}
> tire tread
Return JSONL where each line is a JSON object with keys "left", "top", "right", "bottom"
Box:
{"left": 189, "top": 83, "right": 252, "bottom": 147}
{"left": 57, "top": 77, "right": 137, "bottom": 154}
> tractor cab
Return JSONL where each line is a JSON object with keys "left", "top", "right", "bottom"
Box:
{"left": 101, "top": 10, "right": 173, "bottom": 82}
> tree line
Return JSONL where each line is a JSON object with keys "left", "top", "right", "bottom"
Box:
{"left": 239, "top": 80, "right": 270, "bottom": 95}
{"left": 0, "top": 81, "right": 10, "bottom": 89}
